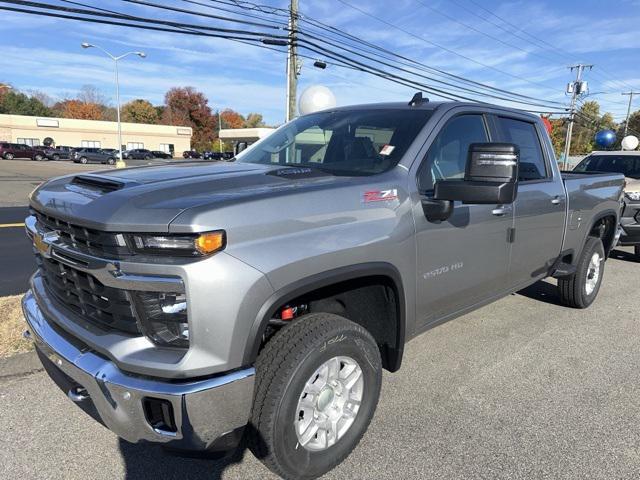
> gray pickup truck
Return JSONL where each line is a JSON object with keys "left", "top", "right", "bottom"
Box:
{"left": 22, "top": 98, "right": 624, "bottom": 479}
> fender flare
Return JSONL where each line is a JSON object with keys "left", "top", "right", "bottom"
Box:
{"left": 242, "top": 262, "right": 406, "bottom": 372}
{"left": 578, "top": 208, "right": 619, "bottom": 261}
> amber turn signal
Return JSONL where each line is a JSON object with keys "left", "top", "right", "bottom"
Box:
{"left": 195, "top": 231, "right": 225, "bottom": 255}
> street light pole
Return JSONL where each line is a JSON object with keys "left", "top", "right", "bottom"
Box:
{"left": 562, "top": 64, "right": 592, "bottom": 170}
{"left": 218, "top": 110, "right": 223, "bottom": 152}
{"left": 81, "top": 42, "right": 146, "bottom": 168}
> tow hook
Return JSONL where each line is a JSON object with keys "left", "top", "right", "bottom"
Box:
{"left": 68, "top": 387, "right": 90, "bottom": 402}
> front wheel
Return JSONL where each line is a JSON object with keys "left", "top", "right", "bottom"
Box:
{"left": 558, "top": 236, "right": 605, "bottom": 308}
{"left": 52, "top": 154, "right": 60, "bottom": 161}
{"left": 4, "top": 153, "right": 14, "bottom": 160}
{"left": 79, "top": 156, "right": 88, "bottom": 164}
{"left": 33, "top": 154, "right": 44, "bottom": 161}
{"left": 248, "top": 313, "right": 382, "bottom": 480}
{"left": 106, "top": 157, "right": 115, "bottom": 165}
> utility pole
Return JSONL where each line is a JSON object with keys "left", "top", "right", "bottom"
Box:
{"left": 285, "top": 0, "right": 299, "bottom": 122}
{"left": 562, "top": 64, "right": 593, "bottom": 170}
{"left": 622, "top": 91, "right": 639, "bottom": 137}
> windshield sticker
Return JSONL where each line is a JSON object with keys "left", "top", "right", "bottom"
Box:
{"left": 379, "top": 144, "right": 395, "bottom": 156}
{"left": 363, "top": 189, "right": 399, "bottom": 203}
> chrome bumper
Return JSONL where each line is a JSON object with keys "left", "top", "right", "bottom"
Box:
{"left": 22, "top": 289, "right": 255, "bottom": 451}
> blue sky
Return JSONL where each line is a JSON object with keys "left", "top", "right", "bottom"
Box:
{"left": 2, "top": 0, "right": 639, "bottom": 125}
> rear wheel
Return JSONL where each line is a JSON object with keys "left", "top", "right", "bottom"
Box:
{"left": 52, "top": 154, "right": 60, "bottom": 161}
{"left": 558, "top": 237, "right": 605, "bottom": 308}
{"left": 635, "top": 245, "right": 640, "bottom": 259}
{"left": 248, "top": 313, "right": 382, "bottom": 480}
{"left": 79, "top": 156, "right": 88, "bottom": 164}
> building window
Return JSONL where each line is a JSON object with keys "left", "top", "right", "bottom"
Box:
{"left": 36, "top": 118, "right": 59, "bottom": 128}
{"left": 17, "top": 138, "right": 40, "bottom": 147}
{"left": 127, "top": 142, "right": 144, "bottom": 149}
{"left": 81, "top": 140, "right": 101, "bottom": 148}
{"left": 159, "top": 143, "right": 174, "bottom": 154}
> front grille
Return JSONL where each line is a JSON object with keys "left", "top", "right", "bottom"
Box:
{"left": 33, "top": 209, "right": 131, "bottom": 257}
{"left": 37, "top": 254, "right": 140, "bottom": 334}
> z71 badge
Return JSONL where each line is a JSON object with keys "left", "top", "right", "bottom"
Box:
{"left": 363, "top": 189, "right": 399, "bottom": 203}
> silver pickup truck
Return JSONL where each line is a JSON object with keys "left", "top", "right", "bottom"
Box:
{"left": 22, "top": 99, "right": 624, "bottom": 479}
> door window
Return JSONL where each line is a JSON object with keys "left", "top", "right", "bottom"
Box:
{"left": 418, "top": 114, "right": 488, "bottom": 191}
{"left": 497, "top": 117, "right": 548, "bottom": 181}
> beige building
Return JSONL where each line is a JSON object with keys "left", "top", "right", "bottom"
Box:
{"left": 0, "top": 114, "right": 192, "bottom": 154}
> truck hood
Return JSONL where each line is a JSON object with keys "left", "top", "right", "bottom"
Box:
{"left": 30, "top": 162, "right": 348, "bottom": 232}
{"left": 625, "top": 177, "right": 640, "bottom": 192}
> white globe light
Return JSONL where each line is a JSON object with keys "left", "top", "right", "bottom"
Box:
{"left": 621, "top": 135, "right": 639, "bottom": 151}
{"left": 298, "top": 85, "right": 337, "bottom": 116}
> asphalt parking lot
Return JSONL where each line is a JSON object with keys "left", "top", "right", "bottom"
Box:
{"left": 1, "top": 159, "right": 640, "bottom": 479}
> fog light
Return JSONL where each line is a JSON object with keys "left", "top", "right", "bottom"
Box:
{"left": 133, "top": 292, "right": 189, "bottom": 348}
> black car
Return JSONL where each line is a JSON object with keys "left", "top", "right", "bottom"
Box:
{"left": 125, "top": 149, "right": 154, "bottom": 160}
{"left": 183, "top": 150, "right": 201, "bottom": 159}
{"left": 151, "top": 151, "right": 173, "bottom": 159}
{"left": 72, "top": 148, "right": 116, "bottom": 165}
{"left": 44, "top": 145, "right": 74, "bottom": 161}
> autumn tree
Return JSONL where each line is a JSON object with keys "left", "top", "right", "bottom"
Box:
{"left": 244, "top": 112, "right": 265, "bottom": 128}
{"left": 54, "top": 99, "right": 104, "bottom": 120}
{"left": 122, "top": 99, "right": 159, "bottom": 124}
{"left": 163, "top": 87, "right": 216, "bottom": 151}
{"left": 219, "top": 108, "right": 245, "bottom": 129}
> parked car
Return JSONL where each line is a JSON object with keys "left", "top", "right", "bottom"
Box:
{"left": 100, "top": 148, "right": 119, "bottom": 158}
{"left": 44, "top": 145, "right": 74, "bottom": 161}
{"left": 183, "top": 150, "right": 201, "bottom": 159}
{"left": 574, "top": 150, "right": 640, "bottom": 257}
{"left": 124, "top": 148, "right": 154, "bottom": 160}
{"left": 71, "top": 148, "right": 116, "bottom": 165}
{"left": 0, "top": 142, "right": 47, "bottom": 161}
{"left": 151, "top": 150, "right": 173, "bottom": 159}
{"left": 22, "top": 99, "right": 625, "bottom": 480}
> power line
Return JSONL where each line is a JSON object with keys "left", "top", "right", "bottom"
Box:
{"left": 332, "top": 0, "right": 562, "bottom": 94}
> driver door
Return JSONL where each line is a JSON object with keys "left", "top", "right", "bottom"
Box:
{"left": 412, "top": 113, "right": 514, "bottom": 327}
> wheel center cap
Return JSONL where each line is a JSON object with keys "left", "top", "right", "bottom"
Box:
{"left": 317, "top": 387, "right": 335, "bottom": 412}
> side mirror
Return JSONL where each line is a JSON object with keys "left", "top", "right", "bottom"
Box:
{"left": 434, "top": 143, "right": 519, "bottom": 205}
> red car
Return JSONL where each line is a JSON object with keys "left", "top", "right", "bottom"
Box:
{"left": 0, "top": 142, "right": 47, "bottom": 161}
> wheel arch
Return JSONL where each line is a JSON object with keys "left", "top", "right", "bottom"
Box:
{"left": 581, "top": 209, "right": 619, "bottom": 259}
{"left": 243, "top": 262, "right": 407, "bottom": 372}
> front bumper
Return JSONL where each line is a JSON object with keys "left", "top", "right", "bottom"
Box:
{"left": 22, "top": 289, "right": 255, "bottom": 451}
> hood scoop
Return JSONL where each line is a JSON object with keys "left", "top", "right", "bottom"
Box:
{"left": 68, "top": 175, "right": 127, "bottom": 196}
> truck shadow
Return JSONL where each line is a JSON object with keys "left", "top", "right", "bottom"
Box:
{"left": 609, "top": 248, "right": 639, "bottom": 263}
{"left": 516, "top": 280, "right": 563, "bottom": 306}
{"left": 118, "top": 438, "right": 251, "bottom": 480}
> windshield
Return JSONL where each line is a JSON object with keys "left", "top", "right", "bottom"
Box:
{"left": 237, "top": 109, "right": 433, "bottom": 176}
{"left": 574, "top": 154, "right": 640, "bottom": 179}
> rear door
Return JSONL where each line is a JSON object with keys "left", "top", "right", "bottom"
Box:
{"left": 492, "top": 115, "right": 565, "bottom": 288}
{"left": 412, "top": 111, "right": 514, "bottom": 327}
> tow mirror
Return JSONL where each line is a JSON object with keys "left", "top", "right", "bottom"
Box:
{"left": 434, "top": 143, "right": 519, "bottom": 205}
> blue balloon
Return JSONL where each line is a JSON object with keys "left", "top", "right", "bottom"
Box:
{"left": 595, "top": 130, "right": 616, "bottom": 147}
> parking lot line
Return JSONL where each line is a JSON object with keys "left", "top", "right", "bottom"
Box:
{"left": 0, "top": 223, "right": 25, "bottom": 228}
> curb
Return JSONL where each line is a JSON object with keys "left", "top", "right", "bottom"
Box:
{"left": 0, "top": 350, "right": 42, "bottom": 379}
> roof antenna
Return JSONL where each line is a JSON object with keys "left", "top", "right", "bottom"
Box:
{"left": 408, "top": 92, "right": 428, "bottom": 106}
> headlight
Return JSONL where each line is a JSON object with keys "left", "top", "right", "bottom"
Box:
{"left": 626, "top": 191, "right": 640, "bottom": 201}
{"left": 129, "top": 231, "right": 225, "bottom": 256}
{"left": 133, "top": 291, "right": 189, "bottom": 348}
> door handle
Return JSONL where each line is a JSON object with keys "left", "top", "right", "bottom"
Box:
{"left": 491, "top": 206, "right": 512, "bottom": 216}
{"left": 551, "top": 196, "right": 561, "bottom": 205}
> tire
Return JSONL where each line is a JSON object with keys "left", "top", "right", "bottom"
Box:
{"left": 79, "top": 157, "right": 88, "bottom": 164}
{"left": 4, "top": 153, "right": 14, "bottom": 160}
{"left": 33, "top": 154, "right": 44, "bottom": 161}
{"left": 635, "top": 245, "right": 640, "bottom": 259}
{"left": 106, "top": 157, "right": 115, "bottom": 165}
{"left": 52, "top": 154, "right": 60, "bottom": 161}
{"left": 558, "top": 236, "right": 606, "bottom": 309}
{"left": 248, "top": 313, "right": 382, "bottom": 480}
